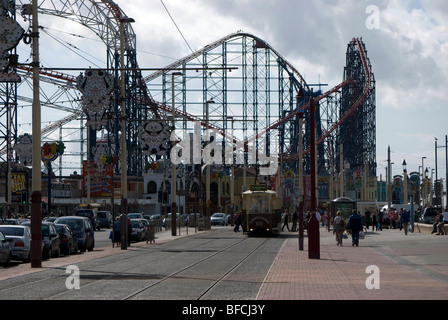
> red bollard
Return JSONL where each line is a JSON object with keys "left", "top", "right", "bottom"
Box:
{"left": 308, "top": 212, "right": 320, "bottom": 259}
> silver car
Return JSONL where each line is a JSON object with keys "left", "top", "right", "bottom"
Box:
{"left": 0, "top": 225, "right": 32, "bottom": 262}
{"left": 0, "top": 230, "right": 11, "bottom": 267}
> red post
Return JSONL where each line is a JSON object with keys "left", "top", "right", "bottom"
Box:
{"left": 308, "top": 90, "right": 320, "bottom": 259}
{"left": 308, "top": 213, "right": 320, "bottom": 259}
{"left": 30, "top": 191, "right": 42, "bottom": 268}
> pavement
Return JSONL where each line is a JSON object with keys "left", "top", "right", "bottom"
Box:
{"left": 1, "top": 223, "right": 448, "bottom": 300}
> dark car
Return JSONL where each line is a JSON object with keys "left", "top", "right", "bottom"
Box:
{"left": 42, "top": 222, "right": 62, "bottom": 259}
{"left": 97, "top": 211, "right": 113, "bottom": 228}
{"left": 419, "top": 208, "right": 442, "bottom": 224}
{"left": 21, "top": 221, "right": 61, "bottom": 259}
{"left": 0, "top": 230, "right": 11, "bottom": 267}
{"left": 55, "top": 216, "right": 95, "bottom": 252}
{"left": 75, "top": 209, "right": 100, "bottom": 231}
{"left": 55, "top": 224, "right": 78, "bottom": 255}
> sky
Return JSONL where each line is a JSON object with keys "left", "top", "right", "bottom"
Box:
{"left": 13, "top": 0, "right": 448, "bottom": 182}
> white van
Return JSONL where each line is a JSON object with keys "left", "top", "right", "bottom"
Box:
{"left": 381, "top": 204, "right": 417, "bottom": 213}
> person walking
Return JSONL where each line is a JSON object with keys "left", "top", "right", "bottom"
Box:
{"left": 377, "top": 209, "right": 384, "bottom": 231}
{"left": 372, "top": 209, "right": 378, "bottom": 231}
{"left": 333, "top": 211, "right": 345, "bottom": 246}
{"left": 281, "top": 209, "right": 290, "bottom": 232}
{"left": 436, "top": 208, "right": 448, "bottom": 235}
{"left": 291, "top": 208, "right": 298, "bottom": 232}
{"left": 400, "top": 209, "right": 411, "bottom": 235}
{"left": 233, "top": 212, "right": 241, "bottom": 232}
{"left": 346, "top": 209, "right": 363, "bottom": 247}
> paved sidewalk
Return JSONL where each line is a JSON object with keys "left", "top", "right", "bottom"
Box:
{"left": 257, "top": 226, "right": 448, "bottom": 300}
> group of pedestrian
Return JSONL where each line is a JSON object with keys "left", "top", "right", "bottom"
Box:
{"left": 332, "top": 210, "right": 363, "bottom": 247}
{"left": 432, "top": 208, "right": 448, "bottom": 235}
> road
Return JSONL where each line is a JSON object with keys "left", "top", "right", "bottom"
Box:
{"left": 0, "top": 226, "right": 283, "bottom": 300}
{"left": 0, "top": 224, "right": 447, "bottom": 303}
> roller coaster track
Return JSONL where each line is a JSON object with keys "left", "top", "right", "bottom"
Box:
{"left": 8, "top": 1, "right": 372, "bottom": 170}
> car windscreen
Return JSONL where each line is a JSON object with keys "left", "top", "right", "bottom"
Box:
{"left": 56, "top": 219, "right": 83, "bottom": 231}
{"left": 0, "top": 226, "right": 24, "bottom": 236}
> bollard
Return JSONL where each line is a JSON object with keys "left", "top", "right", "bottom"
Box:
{"left": 308, "top": 212, "right": 320, "bottom": 259}
{"left": 120, "top": 214, "right": 127, "bottom": 250}
{"left": 146, "top": 222, "right": 155, "bottom": 244}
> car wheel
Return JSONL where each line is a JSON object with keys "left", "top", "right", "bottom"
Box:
{"left": 3, "top": 254, "right": 11, "bottom": 267}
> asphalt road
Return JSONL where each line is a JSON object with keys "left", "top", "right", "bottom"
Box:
{"left": 0, "top": 226, "right": 283, "bottom": 300}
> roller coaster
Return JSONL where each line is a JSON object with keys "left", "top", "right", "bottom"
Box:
{"left": 0, "top": 0, "right": 376, "bottom": 186}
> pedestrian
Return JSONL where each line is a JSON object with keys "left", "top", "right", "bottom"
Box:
{"left": 281, "top": 209, "right": 290, "bottom": 232}
{"left": 333, "top": 211, "right": 345, "bottom": 246}
{"left": 400, "top": 209, "right": 410, "bottom": 235}
{"left": 436, "top": 208, "right": 448, "bottom": 235}
{"left": 364, "top": 210, "right": 371, "bottom": 230}
{"left": 372, "top": 209, "right": 378, "bottom": 231}
{"left": 113, "top": 217, "right": 121, "bottom": 247}
{"left": 291, "top": 208, "right": 298, "bottom": 232}
{"left": 234, "top": 212, "right": 242, "bottom": 232}
{"left": 431, "top": 212, "right": 441, "bottom": 234}
{"left": 346, "top": 209, "right": 363, "bottom": 247}
{"left": 377, "top": 209, "right": 385, "bottom": 231}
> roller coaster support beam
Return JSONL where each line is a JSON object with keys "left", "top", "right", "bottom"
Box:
{"left": 308, "top": 89, "right": 320, "bottom": 259}
{"left": 30, "top": 0, "right": 42, "bottom": 268}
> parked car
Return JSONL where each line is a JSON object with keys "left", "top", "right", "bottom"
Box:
{"left": 75, "top": 209, "right": 100, "bottom": 231}
{"left": 55, "top": 224, "right": 78, "bottom": 255}
{"left": 127, "top": 213, "right": 144, "bottom": 220}
{"left": 1, "top": 219, "right": 21, "bottom": 225}
{"left": 54, "top": 216, "right": 95, "bottom": 252}
{"left": 97, "top": 211, "right": 113, "bottom": 228}
{"left": 0, "top": 225, "right": 32, "bottom": 262}
{"left": 42, "top": 222, "right": 61, "bottom": 259}
{"left": 0, "top": 229, "right": 11, "bottom": 267}
{"left": 149, "top": 214, "right": 161, "bottom": 221}
{"left": 130, "top": 219, "right": 146, "bottom": 242}
{"left": 187, "top": 213, "right": 204, "bottom": 227}
{"left": 21, "top": 221, "right": 61, "bottom": 259}
{"left": 162, "top": 213, "right": 180, "bottom": 228}
{"left": 419, "top": 207, "right": 442, "bottom": 224}
{"left": 211, "top": 213, "right": 227, "bottom": 226}
{"left": 43, "top": 217, "right": 58, "bottom": 223}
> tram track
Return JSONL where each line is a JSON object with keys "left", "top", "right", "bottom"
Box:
{"left": 122, "top": 236, "right": 271, "bottom": 300}
{"left": 0, "top": 230, "right": 281, "bottom": 300}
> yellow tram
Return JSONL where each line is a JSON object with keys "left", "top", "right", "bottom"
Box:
{"left": 241, "top": 186, "right": 282, "bottom": 236}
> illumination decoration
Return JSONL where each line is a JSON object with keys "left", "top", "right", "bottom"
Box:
{"left": 139, "top": 120, "right": 170, "bottom": 156}
{"left": 41, "top": 142, "right": 65, "bottom": 162}
{"left": 14, "top": 133, "right": 32, "bottom": 165}
{"left": 76, "top": 69, "right": 114, "bottom": 130}
{"left": 0, "top": 0, "right": 24, "bottom": 82}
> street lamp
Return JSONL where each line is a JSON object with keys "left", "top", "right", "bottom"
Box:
{"left": 119, "top": 16, "right": 134, "bottom": 249}
{"left": 402, "top": 159, "right": 407, "bottom": 204}
{"left": 171, "top": 72, "right": 182, "bottom": 236}
{"left": 205, "top": 99, "right": 215, "bottom": 224}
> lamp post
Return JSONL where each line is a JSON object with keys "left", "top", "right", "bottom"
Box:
{"left": 205, "top": 99, "right": 215, "bottom": 224}
{"left": 119, "top": 16, "right": 134, "bottom": 249}
{"left": 421, "top": 157, "right": 426, "bottom": 208}
{"left": 402, "top": 159, "right": 407, "bottom": 204}
{"left": 30, "top": 0, "right": 42, "bottom": 268}
{"left": 171, "top": 72, "right": 182, "bottom": 236}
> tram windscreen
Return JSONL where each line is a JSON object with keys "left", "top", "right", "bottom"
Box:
{"left": 248, "top": 194, "right": 270, "bottom": 214}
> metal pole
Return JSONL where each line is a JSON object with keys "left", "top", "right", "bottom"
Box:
{"left": 30, "top": 0, "right": 42, "bottom": 268}
{"left": 171, "top": 72, "right": 182, "bottom": 236}
{"left": 119, "top": 18, "right": 134, "bottom": 249}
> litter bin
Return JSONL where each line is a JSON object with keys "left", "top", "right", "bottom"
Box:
{"left": 146, "top": 222, "right": 155, "bottom": 244}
